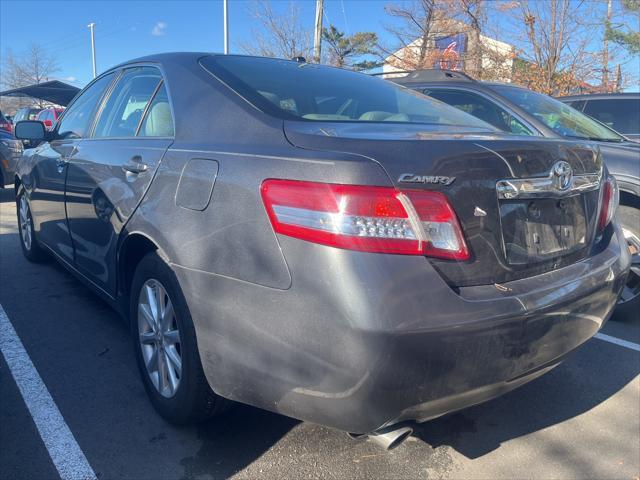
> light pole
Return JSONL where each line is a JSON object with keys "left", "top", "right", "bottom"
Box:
{"left": 223, "top": 0, "right": 229, "bottom": 54}
{"left": 313, "top": 0, "right": 324, "bottom": 63}
{"left": 88, "top": 22, "right": 97, "bottom": 78}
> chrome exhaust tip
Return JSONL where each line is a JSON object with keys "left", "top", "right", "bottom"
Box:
{"left": 368, "top": 426, "right": 413, "bottom": 450}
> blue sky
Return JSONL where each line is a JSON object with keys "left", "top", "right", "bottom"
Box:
{"left": 1, "top": 0, "right": 638, "bottom": 90}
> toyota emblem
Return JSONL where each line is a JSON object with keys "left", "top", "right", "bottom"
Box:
{"left": 552, "top": 161, "right": 573, "bottom": 190}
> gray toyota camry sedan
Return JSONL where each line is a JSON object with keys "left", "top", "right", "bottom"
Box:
{"left": 13, "top": 53, "right": 630, "bottom": 450}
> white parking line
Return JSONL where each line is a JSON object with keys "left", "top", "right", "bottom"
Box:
{"left": 594, "top": 332, "right": 640, "bottom": 352}
{"left": 0, "top": 304, "right": 97, "bottom": 480}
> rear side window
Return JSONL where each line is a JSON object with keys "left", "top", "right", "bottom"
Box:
{"left": 583, "top": 99, "right": 640, "bottom": 135}
{"left": 138, "top": 82, "right": 174, "bottom": 137}
{"left": 93, "top": 67, "right": 162, "bottom": 138}
{"left": 200, "top": 55, "right": 495, "bottom": 130}
{"left": 57, "top": 73, "right": 115, "bottom": 139}
{"left": 426, "top": 89, "right": 533, "bottom": 135}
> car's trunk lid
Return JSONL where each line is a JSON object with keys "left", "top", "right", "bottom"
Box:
{"left": 284, "top": 121, "right": 604, "bottom": 287}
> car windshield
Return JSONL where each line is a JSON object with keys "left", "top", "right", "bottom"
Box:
{"left": 201, "top": 56, "right": 496, "bottom": 130}
{"left": 490, "top": 85, "right": 624, "bottom": 142}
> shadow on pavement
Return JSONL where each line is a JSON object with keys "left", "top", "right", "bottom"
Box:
{"left": 181, "top": 404, "right": 299, "bottom": 478}
{"left": 414, "top": 340, "right": 640, "bottom": 459}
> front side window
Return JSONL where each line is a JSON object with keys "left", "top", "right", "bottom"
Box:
{"left": 583, "top": 99, "right": 640, "bottom": 135}
{"left": 93, "top": 67, "right": 162, "bottom": 138}
{"left": 490, "top": 85, "right": 624, "bottom": 142}
{"left": 200, "top": 56, "right": 495, "bottom": 130}
{"left": 57, "top": 73, "right": 115, "bottom": 139}
{"left": 426, "top": 89, "right": 533, "bottom": 135}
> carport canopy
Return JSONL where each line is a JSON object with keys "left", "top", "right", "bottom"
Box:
{"left": 0, "top": 80, "right": 81, "bottom": 107}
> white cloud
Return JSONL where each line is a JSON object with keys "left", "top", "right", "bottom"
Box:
{"left": 62, "top": 76, "right": 77, "bottom": 83}
{"left": 151, "top": 21, "right": 167, "bottom": 36}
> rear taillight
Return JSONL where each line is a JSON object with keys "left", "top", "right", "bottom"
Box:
{"left": 598, "top": 175, "right": 619, "bottom": 231}
{"left": 260, "top": 179, "right": 469, "bottom": 260}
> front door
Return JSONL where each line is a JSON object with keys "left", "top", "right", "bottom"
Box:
{"left": 65, "top": 67, "right": 174, "bottom": 295}
{"left": 26, "top": 139, "right": 78, "bottom": 261}
{"left": 27, "top": 72, "right": 116, "bottom": 261}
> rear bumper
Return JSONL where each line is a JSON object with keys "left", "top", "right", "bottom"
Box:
{"left": 176, "top": 223, "right": 630, "bottom": 434}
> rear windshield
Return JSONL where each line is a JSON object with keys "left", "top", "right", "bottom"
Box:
{"left": 490, "top": 85, "right": 624, "bottom": 142}
{"left": 201, "top": 56, "right": 496, "bottom": 130}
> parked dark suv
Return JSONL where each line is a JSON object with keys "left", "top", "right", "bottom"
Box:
{"left": 558, "top": 93, "right": 640, "bottom": 142}
{"left": 391, "top": 70, "right": 640, "bottom": 320}
{"left": 13, "top": 54, "right": 630, "bottom": 449}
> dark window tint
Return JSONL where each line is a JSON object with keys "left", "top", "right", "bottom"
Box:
{"left": 200, "top": 56, "right": 494, "bottom": 130}
{"left": 138, "top": 82, "right": 174, "bottom": 137}
{"left": 57, "top": 73, "right": 115, "bottom": 139}
{"left": 93, "top": 67, "right": 162, "bottom": 138}
{"left": 583, "top": 99, "right": 640, "bottom": 135}
{"left": 426, "top": 89, "right": 533, "bottom": 135}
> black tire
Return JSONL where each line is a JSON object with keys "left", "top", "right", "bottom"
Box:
{"left": 615, "top": 205, "right": 640, "bottom": 322}
{"left": 16, "top": 189, "right": 48, "bottom": 262}
{"left": 130, "top": 251, "right": 228, "bottom": 424}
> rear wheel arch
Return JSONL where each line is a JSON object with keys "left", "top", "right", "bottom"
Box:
{"left": 118, "top": 233, "right": 165, "bottom": 301}
{"left": 619, "top": 189, "right": 640, "bottom": 210}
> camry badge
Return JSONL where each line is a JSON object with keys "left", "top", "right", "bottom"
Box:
{"left": 398, "top": 174, "right": 456, "bottom": 186}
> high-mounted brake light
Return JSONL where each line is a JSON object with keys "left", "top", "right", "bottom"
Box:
{"left": 260, "top": 179, "right": 469, "bottom": 260}
{"left": 598, "top": 175, "right": 619, "bottom": 231}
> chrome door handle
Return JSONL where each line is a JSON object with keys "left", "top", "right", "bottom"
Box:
{"left": 56, "top": 157, "right": 68, "bottom": 173}
{"left": 122, "top": 156, "right": 148, "bottom": 174}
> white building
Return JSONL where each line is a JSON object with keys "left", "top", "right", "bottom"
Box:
{"left": 383, "top": 19, "right": 515, "bottom": 82}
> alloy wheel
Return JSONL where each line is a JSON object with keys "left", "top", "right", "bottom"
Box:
{"left": 19, "top": 195, "right": 32, "bottom": 251}
{"left": 619, "top": 227, "right": 640, "bottom": 306}
{"left": 138, "top": 278, "right": 183, "bottom": 398}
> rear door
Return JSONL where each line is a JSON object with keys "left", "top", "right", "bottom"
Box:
{"left": 65, "top": 66, "right": 174, "bottom": 295}
{"left": 27, "top": 72, "right": 116, "bottom": 262}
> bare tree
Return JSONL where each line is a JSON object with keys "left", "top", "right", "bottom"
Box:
{"left": 378, "top": 0, "right": 444, "bottom": 70}
{"left": 240, "top": 0, "right": 313, "bottom": 60}
{"left": 1, "top": 43, "right": 60, "bottom": 110}
{"left": 506, "top": 0, "right": 597, "bottom": 95}
{"left": 379, "top": 0, "right": 499, "bottom": 79}
{"left": 456, "top": 0, "right": 484, "bottom": 78}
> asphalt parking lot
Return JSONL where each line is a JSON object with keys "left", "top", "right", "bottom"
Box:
{"left": 0, "top": 186, "right": 639, "bottom": 480}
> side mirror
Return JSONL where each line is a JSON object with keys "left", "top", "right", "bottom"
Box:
{"left": 14, "top": 120, "right": 47, "bottom": 142}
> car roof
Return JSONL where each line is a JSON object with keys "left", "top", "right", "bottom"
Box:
{"left": 558, "top": 92, "right": 640, "bottom": 101}
{"left": 110, "top": 52, "right": 311, "bottom": 71}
